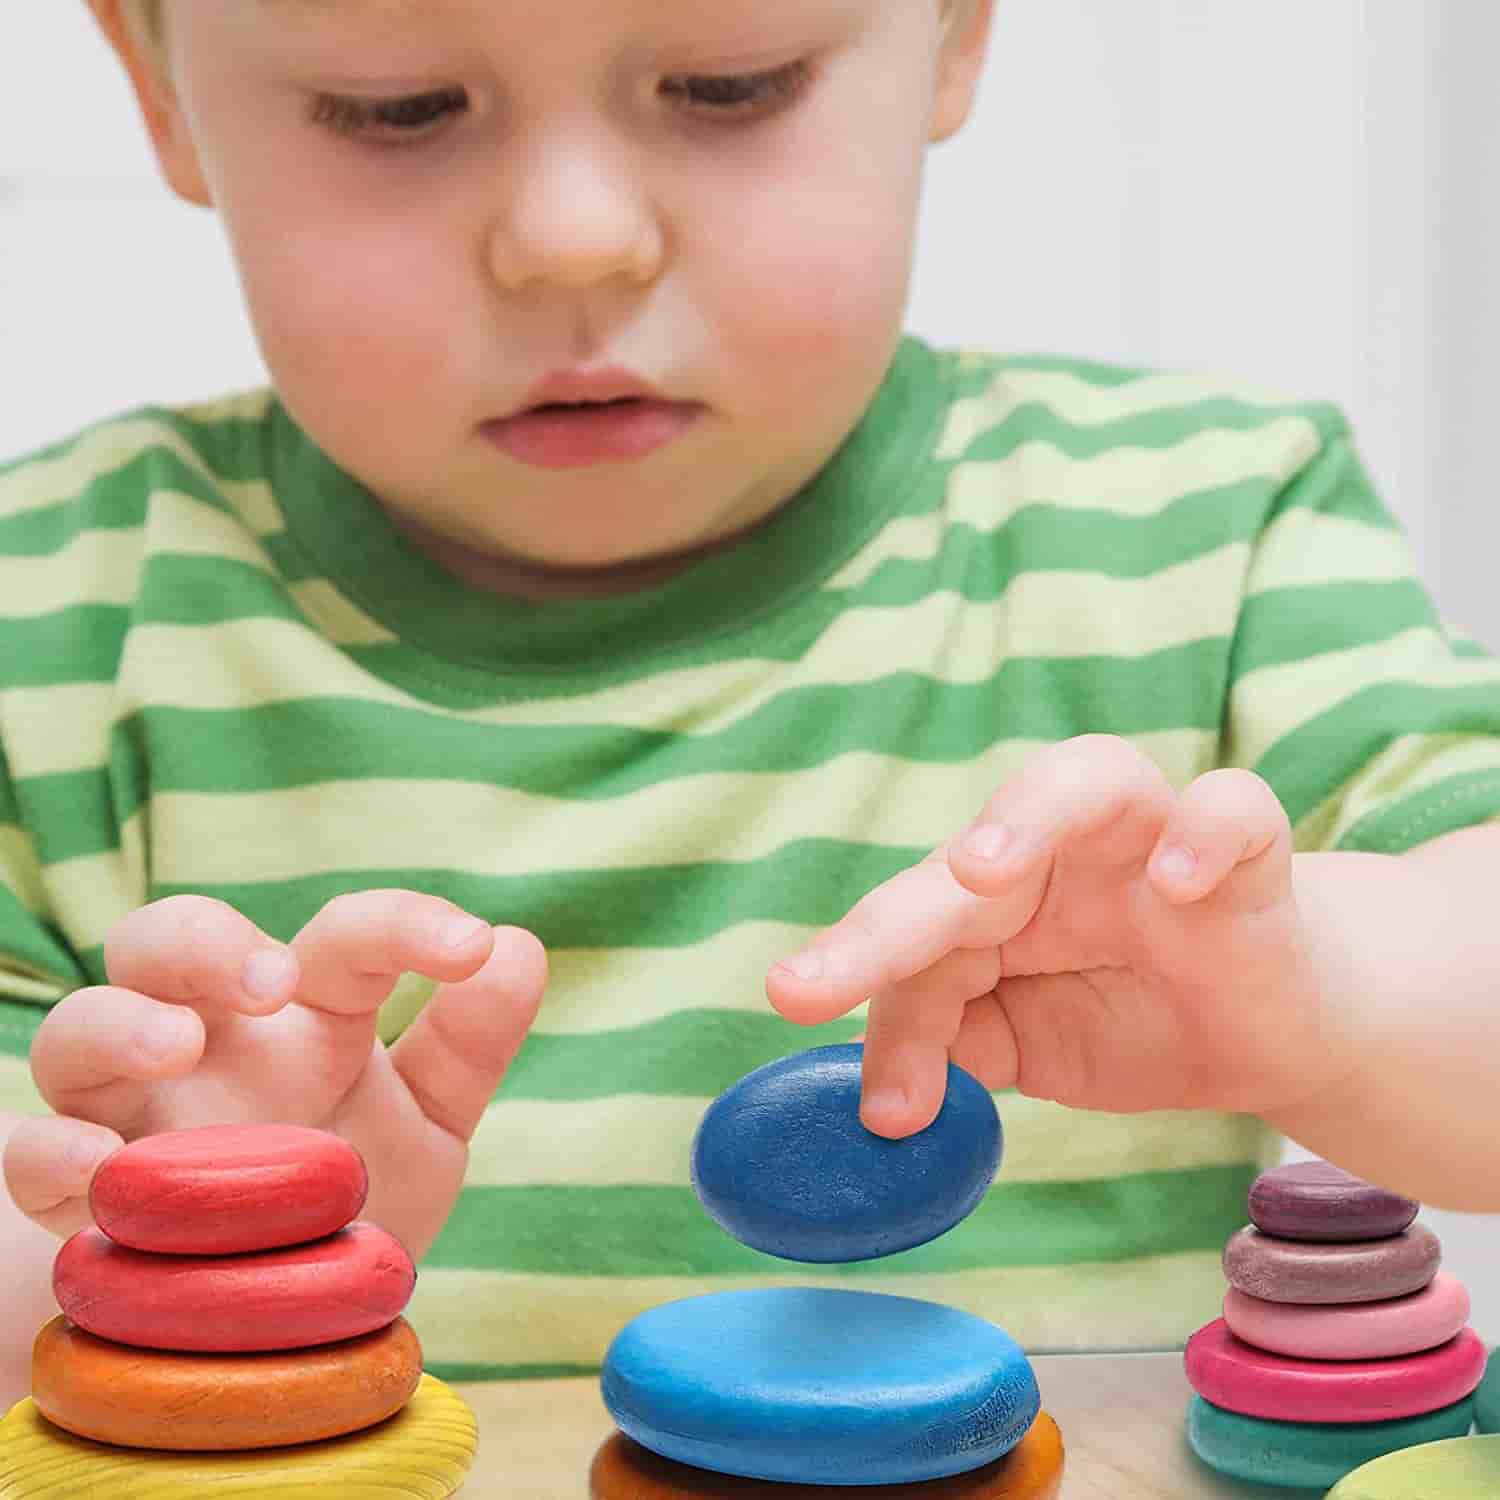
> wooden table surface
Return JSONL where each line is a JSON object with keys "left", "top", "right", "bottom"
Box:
{"left": 452, "top": 1352, "right": 1297, "bottom": 1498}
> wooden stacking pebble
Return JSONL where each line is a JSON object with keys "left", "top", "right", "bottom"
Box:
{"left": 1249, "top": 1161, "right": 1419, "bottom": 1242}
{"left": 1223, "top": 1223, "right": 1441, "bottom": 1304}
{"left": 1185, "top": 1319, "right": 1486, "bottom": 1423}
{"left": 1326, "top": 1433, "right": 1500, "bottom": 1498}
{"left": 1476, "top": 1346, "right": 1500, "bottom": 1434}
{"left": 0, "top": 1372, "right": 476, "bottom": 1499}
{"left": 31, "top": 1314, "right": 423, "bottom": 1451}
{"left": 90, "top": 1124, "right": 368, "bottom": 1255}
{"left": 691, "top": 1043, "right": 1001, "bottom": 1262}
{"left": 54, "top": 1219, "right": 415, "bottom": 1352}
{"left": 1222, "top": 1274, "right": 1470, "bottom": 1361}
{"left": 1186, "top": 1394, "right": 1476, "bottom": 1490}
{"left": 602, "top": 1287, "right": 1039, "bottom": 1487}
{"left": 590, "top": 1412, "right": 1065, "bottom": 1498}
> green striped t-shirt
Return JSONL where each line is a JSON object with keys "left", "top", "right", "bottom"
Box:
{"left": 4, "top": 336, "right": 1500, "bottom": 1377}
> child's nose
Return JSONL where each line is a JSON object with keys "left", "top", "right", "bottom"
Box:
{"left": 486, "top": 133, "right": 665, "bottom": 294}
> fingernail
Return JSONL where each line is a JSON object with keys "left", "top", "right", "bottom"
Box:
{"left": 241, "top": 946, "right": 296, "bottom": 1003}
{"left": 864, "top": 1088, "right": 908, "bottom": 1127}
{"left": 962, "top": 823, "right": 1013, "bottom": 862}
{"left": 441, "top": 916, "right": 491, "bottom": 952}
{"left": 1155, "top": 845, "right": 1198, "bottom": 882}
{"left": 777, "top": 950, "right": 824, "bottom": 983}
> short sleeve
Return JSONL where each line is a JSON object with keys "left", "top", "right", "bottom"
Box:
{"left": 0, "top": 739, "right": 88, "bottom": 1081}
{"left": 1222, "top": 411, "right": 1500, "bottom": 854}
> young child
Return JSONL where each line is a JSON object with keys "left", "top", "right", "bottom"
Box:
{"left": 3, "top": 0, "right": 1499, "bottom": 1410}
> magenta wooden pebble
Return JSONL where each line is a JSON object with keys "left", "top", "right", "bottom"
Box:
{"left": 90, "top": 1123, "right": 368, "bottom": 1255}
{"left": 1249, "top": 1161, "right": 1419, "bottom": 1243}
{"left": 1223, "top": 1223, "right": 1441, "bottom": 1304}
{"left": 1185, "top": 1319, "right": 1486, "bottom": 1424}
{"left": 1224, "top": 1274, "right": 1471, "bottom": 1362}
{"left": 54, "top": 1219, "right": 415, "bottom": 1353}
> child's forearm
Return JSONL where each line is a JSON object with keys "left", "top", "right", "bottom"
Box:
{"left": 1264, "top": 826, "right": 1500, "bottom": 1210}
{"left": 0, "top": 1111, "right": 64, "bottom": 1412}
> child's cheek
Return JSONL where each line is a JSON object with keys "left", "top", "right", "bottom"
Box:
{"left": 232, "top": 223, "right": 459, "bottom": 410}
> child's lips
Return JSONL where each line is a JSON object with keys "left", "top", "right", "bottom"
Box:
{"left": 480, "top": 398, "right": 702, "bottom": 470}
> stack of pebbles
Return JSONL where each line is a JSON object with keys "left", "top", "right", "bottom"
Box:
{"left": 1185, "top": 1159, "right": 1485, "bottom": 1491}
{"left": 592, "top": 1044, "right": 1064, "bottom": 1500}
{"left": 0, "top": 1124, "right": 477, "bottom": 1499}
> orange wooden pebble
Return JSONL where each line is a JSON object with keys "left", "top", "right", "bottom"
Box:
{"left": 590, "top": 1411, "right": 1065, "bottom": 1499}
{"left": 32, "top": 1314, "right": 423, "bottom": 1451}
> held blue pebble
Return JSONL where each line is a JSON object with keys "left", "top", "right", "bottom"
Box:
{"left": 601, "top": 1287, "right": 1040, "bottom": 1486}
{"left": 690, "top": 1043, "right": 1001, "bottom": 1262}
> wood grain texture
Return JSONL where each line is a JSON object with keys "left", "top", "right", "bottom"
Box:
{"left": 0, "top": 1373, "right": 475, "bottom": 1499}
{"left": 90, "top": 1124, "right": 368, "bottom": 1255}
{"left": 590, "top": 1411, "right": 1063, "bottom": 1497}
{"left": 31, "top": 1314, "right": 422, "bottom": 1451}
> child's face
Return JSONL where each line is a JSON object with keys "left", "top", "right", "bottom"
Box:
{"left": 100, "top": 0, "right": 991, "bottom": 597}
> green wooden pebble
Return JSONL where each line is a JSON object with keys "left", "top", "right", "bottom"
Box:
{"left": 1186, "top": 1395, "right": 1475, "bottom": 1490}
{"left": 1475, "top": 1348, "right": 1499, "bottom": 1434}
{"left": 1327, "top": 1435, "right": 1500, "bottom": 1498}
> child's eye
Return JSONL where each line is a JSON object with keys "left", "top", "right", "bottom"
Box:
{"left": 660, "top": 61, "right": 812, "bottom": 121}
{"left": 310, "top": 87, "right": 468, "bottom": 146}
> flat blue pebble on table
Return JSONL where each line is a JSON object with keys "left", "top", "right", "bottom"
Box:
{"left": 690, "top": 1042, "right": 1002, "bottom": 1262}
{"left": 601, "top": 1287, "right": 1040, "bottom": 1486}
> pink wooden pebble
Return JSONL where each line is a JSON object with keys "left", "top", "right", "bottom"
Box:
{"left": 1185, "top": 1318, "right": 1486, "bottom": 1424}
{"left": 90, "top": 1124, "right": 368, "bottom": 1254}
{"left": 54, "top": 1219, "right": 415, "bottom": 1353}
{"left": 1223, "top": 1273, "right": 1471, "bottom": 1361}
{"left": 1223, "top": 1223, "right": 1441, "bottom": 1304}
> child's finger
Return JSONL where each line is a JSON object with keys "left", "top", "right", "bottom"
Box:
{"left": 3, "top": 1114, "right": 125, "bottom": 1239}
{"left": 858, "top": 946, "right": 1005, "bottom": 1138}
{"left": 30, "top": 987, "right": 206, "bottom": 1127}
{"left": 767, "top": 853, "right": 996, "bottom": 1026}
{"left": 289, "top": 890, "right": 497, "bottom": 1018}
{"left": 105, "top": 895, "right": 300, "bottom": 1019}
{"left": 948, "top": 733, "right": 1176, "bottom": 896}
{"left": 1147, "top": 768, "right": 1291, "bottom": 909}
{"left": 379, "top": 926, "right": 547, "bottom": 1146}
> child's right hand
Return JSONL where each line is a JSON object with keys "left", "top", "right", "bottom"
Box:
{"left": 1, "top": 891, "right": 546, "bottom": 1259}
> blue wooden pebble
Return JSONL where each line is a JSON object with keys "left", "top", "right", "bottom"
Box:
{"left": 691, "top": 1043, "right": 1001, "bottom": 1262}
{"left": 601, "top": 1287, "right": 1040, "bottom": 1486}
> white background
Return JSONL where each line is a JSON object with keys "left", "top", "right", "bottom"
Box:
{"left": 3, "top": 4, "right": 1498, "bottom": 1336}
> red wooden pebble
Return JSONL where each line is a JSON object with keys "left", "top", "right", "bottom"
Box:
{"left": 1185, "top": 1318, "right": 1487, "bottom": 1424}
{"left": 90, "top": 1123, "right": 368, "bottom": 1254}
{"left": 55, "top": 1220, "right": 415, "bottom": 1352}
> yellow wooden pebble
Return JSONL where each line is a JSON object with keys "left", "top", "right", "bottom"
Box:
{"left": 1326, "top": 1434, "right": 1500, "bottom": 1498}
{"left": 0, "top": 1373, "right": 476, "bottom": 1499}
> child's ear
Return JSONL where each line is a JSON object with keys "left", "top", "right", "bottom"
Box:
{"left": 88, "top": 0, "right": 213, "bottom": 207}
{"left": 931, "top": 0, "right": 996, "bottom": 143}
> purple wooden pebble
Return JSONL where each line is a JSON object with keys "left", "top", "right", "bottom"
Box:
{"left": 1248, "top": 1161, "right": 1418, "bottom": 1242}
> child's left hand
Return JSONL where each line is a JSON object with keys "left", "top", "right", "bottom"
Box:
{"left": 767, "top": 734, "right": 1358, "bottom": 1138}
